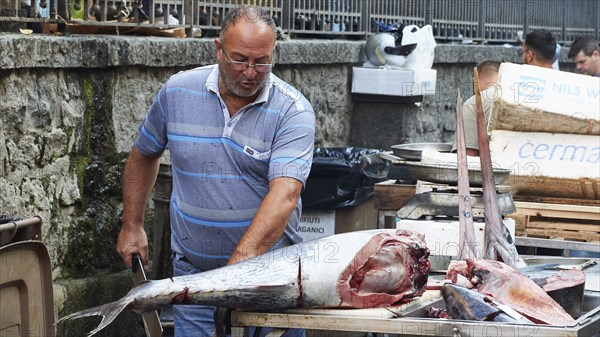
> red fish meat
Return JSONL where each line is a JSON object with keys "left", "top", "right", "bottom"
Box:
{"left": 447, "top": 258, "right": 575, "bottom": 326}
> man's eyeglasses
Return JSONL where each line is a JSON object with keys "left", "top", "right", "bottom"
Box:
{"left": 221, "top": 47, "right": 273, "bottom": 73}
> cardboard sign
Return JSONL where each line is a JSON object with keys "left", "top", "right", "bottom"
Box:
{"left": 352, "top": 67, "right": 437, "bottom": 96}
{"left": 297, "top": 210, "right": 336, "bottom": 241}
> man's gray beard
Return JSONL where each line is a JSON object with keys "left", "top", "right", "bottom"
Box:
{"left": 219, "top": 65, "right": 267, "bottom": 97}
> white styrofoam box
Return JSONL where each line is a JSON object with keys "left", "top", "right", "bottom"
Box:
{"left": 489, "top": 130, "right": 600, "bottom": 180}
{"left": 395, "top": 218, "right": 516, "bottom": 258}
{"left": 351, "top": 67, "right": 437, "bottom": 96}
{"left": 297, "top": 210, "right": 336, "bottom": 241}
{"left": 489, "top": 62, "right": 600, "bottom": 135}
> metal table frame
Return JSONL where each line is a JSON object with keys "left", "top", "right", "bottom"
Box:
{"left": 232, "top": 308, "right": 600, "bottom": 337}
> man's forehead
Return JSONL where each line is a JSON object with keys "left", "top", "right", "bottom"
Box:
{"left": 573, "top": 50, "right": 589, "bottom": 60}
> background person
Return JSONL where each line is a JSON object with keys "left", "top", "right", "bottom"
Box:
{"left": 568, "top": 35, "right": 600, "bottom": 77}
{"left": 116, "top": 5, "right": 314, "bottom": 336}
{"left": 452, "top": 59, "right": 501, "bottom": 156}
{"left": 519, "top": 29, "right": 557, "bottom": 69}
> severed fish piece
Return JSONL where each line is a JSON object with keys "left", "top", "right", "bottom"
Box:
{"left": 447, "top": 258, "right": 575, "bottom": 326}
{"left": 543, "top": 269, "right": 586, "bottom": 318}
{"left": 58, "top": 229, "right": 431, "bottom": 336}
{"left": 442, "top": 283, "right": 520, "bottom": 323}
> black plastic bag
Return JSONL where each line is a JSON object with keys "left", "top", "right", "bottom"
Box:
{"left": 301, "top": 147, "right": 390, "bottom": 211}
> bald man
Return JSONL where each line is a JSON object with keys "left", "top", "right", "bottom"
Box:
{"left": 453, "top": 60, "right": 501, "bottom": 156}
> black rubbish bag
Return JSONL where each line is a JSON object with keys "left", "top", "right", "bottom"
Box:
{"left": 301, "top": 147, "right": 390, "bottom": 211}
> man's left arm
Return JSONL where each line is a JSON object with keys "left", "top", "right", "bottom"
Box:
{"left": 228, "top": 176, "right": 303, "bottom": 264}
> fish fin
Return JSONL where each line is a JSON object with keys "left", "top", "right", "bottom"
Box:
{"left": 55, "top": 296, "right": 133, "bottom": 337}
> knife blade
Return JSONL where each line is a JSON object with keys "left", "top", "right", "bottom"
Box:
{"left": 132, "top": 253, "right": 163, "bottom": 337}
{"left": 485, "top": 296, "right": 533, "bottom": 324}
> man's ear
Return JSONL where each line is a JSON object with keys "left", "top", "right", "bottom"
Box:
{"left": 527, "top": 50, "right": 535, "bottom": 64}
{"left": 592, "top": 50, "right": 600, "bottom": 58}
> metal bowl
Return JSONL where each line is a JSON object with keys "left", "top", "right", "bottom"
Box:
{"left": 391, "top": 143, "right": 453, "bottom": 161}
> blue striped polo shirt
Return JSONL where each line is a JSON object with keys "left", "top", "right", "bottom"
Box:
{"left": 135, "top": 65, "right": 316, "bottom": 270}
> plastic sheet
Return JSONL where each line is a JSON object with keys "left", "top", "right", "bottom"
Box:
{"left": 301, "top": 147, "right": 390, "bottom": 211}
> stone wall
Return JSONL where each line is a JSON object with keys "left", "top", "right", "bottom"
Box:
{"left": 0, "top": 34, "right": 573, "bottom": 336}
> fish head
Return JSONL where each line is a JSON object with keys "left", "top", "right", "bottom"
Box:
{"left": 442, "top": 283, "right": 499, "bottom": 321}
{"left": 442, "top": 283, "right": 480, "bottom": 320}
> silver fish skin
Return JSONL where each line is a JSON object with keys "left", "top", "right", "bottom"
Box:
{"left": 57, "top": 229, "right": 430, "bottom": 336}
{"left": 442, "top": 283, "right": 516, "bottom": 322}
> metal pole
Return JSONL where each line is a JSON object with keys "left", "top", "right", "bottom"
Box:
{"left": 424, "top": 0, "right": 432, "bottom": 26}
{"left": 282, "top": 0, "right": 290, "bottom": 31}
{"left": 523, "top": 0, "right": 528, "bottom": 36}
{"left": 360, "top": 0, "right": 368, "bottom": 37}
{"left": 561, "top": 0, "right": 566, "bottom": 43}
{"left": 56, "top": 0, "right": 67, "bottom": 19}
{"left": 0, "top": 217, "right": 42, "bottom": 233}
{"left": 184, "top": 0, "right": 194, "bottom": 37}
{"left": 595, "top": 0, "right": 600, "bottom": 40}
{"left": 477, "top": 0, "right": 485, "bottom": 41}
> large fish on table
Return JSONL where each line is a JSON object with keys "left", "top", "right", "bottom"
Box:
{"left": 58, "top": 229, "right": 431, "bottom": 336}
{"left": 446, "top": 258, "right": 575, "bottom": 326}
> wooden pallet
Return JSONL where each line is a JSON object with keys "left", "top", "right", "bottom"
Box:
{"left": 509, "top": 201, "right": 600, "bottom": 242}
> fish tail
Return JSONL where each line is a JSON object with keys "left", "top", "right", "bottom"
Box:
{"left": 55, "top": 296, "right": 133, "bottom": 337}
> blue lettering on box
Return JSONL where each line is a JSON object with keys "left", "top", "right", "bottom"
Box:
{"left": 533, "top": 143, "right": 549, "bottom": 159}
{"left": 518, "top": 143, "right": 599, "bottom": 163}
{"left": 587, "top": 87, "right": 600, "bottom": 99}
{"left": 519, "top": 141, "right": 534, "bottom": 158}
{"left": 589, "top": 147, "right": 600, "bottom": 163}
{"left": 552, "top": 83, "right": 581, "bottom": 96}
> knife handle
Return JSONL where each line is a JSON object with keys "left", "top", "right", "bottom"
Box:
{"left": 132, "top": 253, "right": 141, "bottom": 274}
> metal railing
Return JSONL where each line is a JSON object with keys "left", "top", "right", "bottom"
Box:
{"left": 1, "top": 0, "right": 598, "bottom": 43}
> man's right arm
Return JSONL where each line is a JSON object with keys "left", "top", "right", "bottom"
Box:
{"left": 116, "top": 146, "right": 161, "bottom": 269}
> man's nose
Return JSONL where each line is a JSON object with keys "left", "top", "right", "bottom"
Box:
{"left": 243, "top": 66, "right": 258, "bottom": 77}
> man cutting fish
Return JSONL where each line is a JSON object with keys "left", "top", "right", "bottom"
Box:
{"left": 116, "top": 5, "right": 315, "bottom": 336}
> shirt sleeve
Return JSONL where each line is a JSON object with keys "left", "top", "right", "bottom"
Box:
{"left": 268, "top": 97, "right": 316, "bottom": 186}
{"left": 134, "top": 84, "right": 168, "bottom": 157}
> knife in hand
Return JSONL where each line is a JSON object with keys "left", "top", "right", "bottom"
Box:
{"left": 132, "top": 253, "right": 163, "bottom": 337}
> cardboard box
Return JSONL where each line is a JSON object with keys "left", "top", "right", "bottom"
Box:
{"left": 489, "top": 63, "right": 600, "bottom": 135}
{"left": 396, "top": 218, "right": 516, "bottom": 258}
{"left": 351, "top": 67, "right": 437, "bottom": 96}
{"left": 490, "top": 130, "right": 600, "bottom": 199}
{"left": 297, "top": 197, "right": 378, "bottom": 241}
